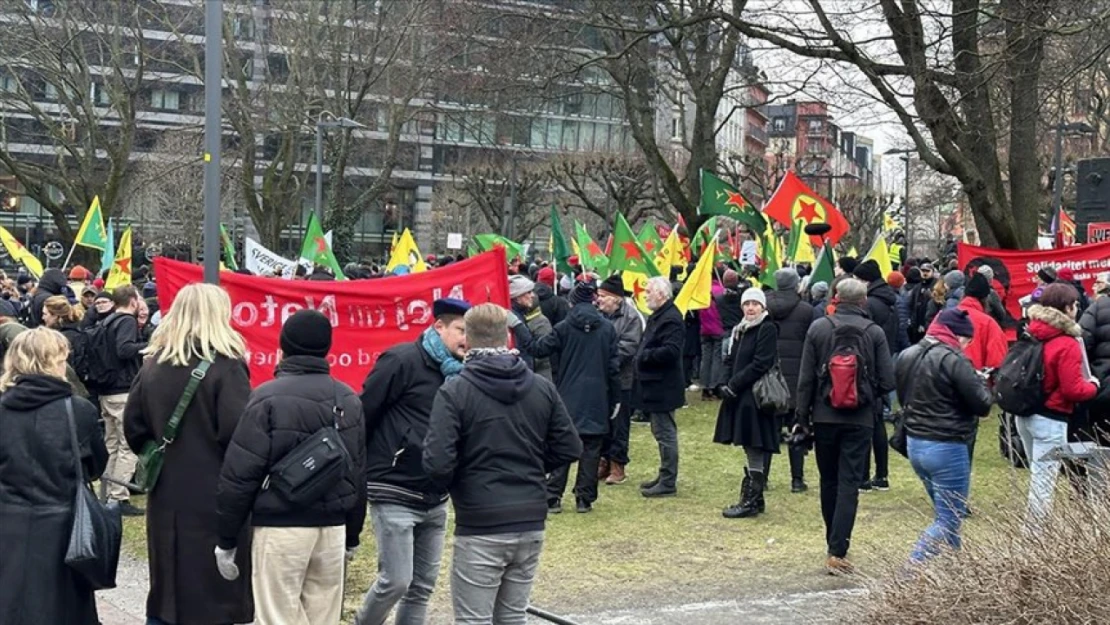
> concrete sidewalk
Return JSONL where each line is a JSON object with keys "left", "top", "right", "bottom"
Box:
{"left": 96, "top": 554, "right": 149, "bottom": 625}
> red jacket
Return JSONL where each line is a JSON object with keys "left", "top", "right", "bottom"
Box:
{"left": 957, "top": 297, "right": 1007, "bottom": 370}
{"left": 1027, "top": 304, "right": 1098, "bottom": 419}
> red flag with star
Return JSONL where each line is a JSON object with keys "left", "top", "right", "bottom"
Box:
{"left": 608, "top": 213, "right": 660, "bottom": 277}
{"left": 763, "top": 170, "right": 850, "bottom": 246}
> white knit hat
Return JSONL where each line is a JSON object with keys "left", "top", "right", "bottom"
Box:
{"left": 741, "top": 287, "right": 766, "bottom": 308}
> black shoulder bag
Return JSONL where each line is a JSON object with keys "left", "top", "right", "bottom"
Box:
{"left": 264, "top": 383, "right": 352, "bottom": 507}
{"left": 64, "top": 398, "right": 123, "bottom": 590}
{"left": 135, "top": 360, "right": 213, "bottom": 492}
{"left": 889, "top": 343, "right": 937, "bottom": 458}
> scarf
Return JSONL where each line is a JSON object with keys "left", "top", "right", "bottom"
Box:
{"left": 464, "top": 346, "right": 518, "bottom": 363}
{"left": 421, "top": 327, "right": 464, "bottom": 379}
{"left": 925, "top": 322, "right": 963, "bottom": 350}
{"left": 725, "top": 311, "right": 768, "bottom": 356}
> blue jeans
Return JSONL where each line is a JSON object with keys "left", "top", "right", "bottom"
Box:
{"left": 1016, "top": 414, "right": 1069, "bottom": 529}
{"left": 355, "top": 502, "right": 448, "bottom": 625}
{"left": 907, "top": 436, "right": 970, "bottom": 562}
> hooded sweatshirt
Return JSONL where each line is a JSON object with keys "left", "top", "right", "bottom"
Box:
{"left": 30, "top": 268, "right": 68, "bottom": 328}
{"left": 1027, "top": 304, "right": 1098, "bottom": 420}
{"left": 422, "top": 353, "right": 582, "bottom": 535}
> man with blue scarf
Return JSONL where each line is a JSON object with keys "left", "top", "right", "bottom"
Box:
{"left": 356, "top": 298, "right": 470, "bottom": 625}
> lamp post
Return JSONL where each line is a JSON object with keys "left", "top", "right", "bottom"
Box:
{"left": 884, "top": 148, "right": 915, "bottom": 254}
{"left": 1051, "top": 121, "right": 1094, "bottom": 244}
{"left": 202, "top": 0, "right": 223, "bottom": 284}
{"left": 315, "top": 117, "right": 366, "bottom": 224}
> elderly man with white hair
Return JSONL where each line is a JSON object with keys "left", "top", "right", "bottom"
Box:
{"left": 634, "top": 276, "right": 687, "bottom": 498}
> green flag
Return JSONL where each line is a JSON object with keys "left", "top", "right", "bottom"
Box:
{"left": 74, "top": 196, "right": 109, "bottom": 251}
{"left": 810, "top": 242, "right": 836, "bottom": 286}
{"left": 219, "top": 224, "right": 239, "bottom": 271}
{"left": 758, "top": 223, "right": 780, "bottom": 289}
{"left": 692, "top": 216, "right": 719, "bottom": 256}
{"left": 637, "top": 223, "right": 664, "bottom": 259}
{"left": 474, "top": 233, "right": 524, "bottom": 261}
{"left": 550, "top": 206, "right": 573, "bottom": 274}
{"left": 299, "top": 213, "right": 346, "bottom": 280}
{"left": 609, "top": 213, "right": 660, "bottom": 277}
{"left": 574, "top": 221, "right": 608, "bottom": 273}
{"left": 699, "top": 170, "right": 767, "bottom": 233}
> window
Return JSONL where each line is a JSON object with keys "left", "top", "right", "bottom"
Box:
{"left": 43, "top": 82, "right": 58, "bottom": 101}
{"left": 579, "top": 122, "right": 595, "bottom": 151}
{"left": 772, "top": 117, "right": 785, "bottom": 132}
{"left": 564, "top": 93, "right": 582, "bottom": 116}
{"left": 546, "top": 118, "right": 562, "bottom": 150}
{"left": 671, "top": 117, "right": 680, "bottom": 139}
{"left": 151, "top": 89, "right": 181, "bottom": 111}
{"left": 0, "top": 74, "right": 17, "bottom": 93}
{"left": 529, "top": 118, "right": 545, "bottom": 148}
{"left": 561, "top": 120, "right": 578, "bottom": 150}
{"left": 90, "top": 83, "right": 111, "bottom": 106}
{"left": 808, "top": 119, "right": 822, "bottom": 133}
{"left": 233, "top": 15, "right": 254, "bottom": 40}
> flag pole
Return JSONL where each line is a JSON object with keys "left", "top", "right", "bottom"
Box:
{"left": 61, "top": 243, "right": 78, "bottom": 272}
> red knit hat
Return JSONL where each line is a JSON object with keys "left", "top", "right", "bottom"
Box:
{"left": 537, "top": 266, "right": 555, "bottom": 287}
{"left": 886, "top": 271, "right": 906, "bottom": 289}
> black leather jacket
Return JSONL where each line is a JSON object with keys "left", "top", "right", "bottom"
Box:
{"left": 896, "top": 338, "right": 993, "bottom": 443}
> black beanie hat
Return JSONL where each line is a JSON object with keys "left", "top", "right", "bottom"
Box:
{"left": 1037, "top": 266, "right": 1057, "bottom": 284}
{"left": 838, "top": 257, "right": 859, "bottom": 275}
{"left": 935, "top": 308, "right": 975, "bottom": 338}
{"left": 572, "top": 282, "right": 597, "bottom": 305}
{"left": 905, "top": 267, "right": 923, "bottom": 284}
{"left": 853, "top": 259, "right": 882, "bottom": 283}
{"left": 966, "top": 272, "right": 991, "bottom": 300}
{"left": 280, "top": 309, "right": 332, "bottom": 358}
{"left": 598, "top": 274, "right": 626, "bottom": 297}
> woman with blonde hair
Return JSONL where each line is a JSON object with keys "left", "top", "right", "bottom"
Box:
{"left": 41, "top": 295, "right": 89, "bottom": 395}
{"left": 0, "top": 327, "right": 108, "bottom": 624}
{"left": 123, "top": 283, "right": 254, "bottom": 625}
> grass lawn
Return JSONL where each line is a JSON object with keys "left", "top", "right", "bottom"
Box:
{"left": 119, "top": 396, "right": 1029, "bottom": 622}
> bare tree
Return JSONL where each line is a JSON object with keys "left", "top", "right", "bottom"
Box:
{"left": 545, "top": 152, "right": 659, "bottom": 226}
{"left": 448, "top": 158, "right": 550, "bottom": 240}
{"left": 835, "top": 187, "right": 897, "bottom": 254}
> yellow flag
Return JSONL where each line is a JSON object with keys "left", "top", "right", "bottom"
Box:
{"left": 386, "top": 228, "right": 427, "bottom": 273}
{"left": 675, "top": 239, "right": 717, "bottom": 315}
{"left": 848, "top": 246, "right": 859, "bottom": 258}
{"left": 390, "top": 231, "right": 399, "bottom": 254}
{"left": 622, "top": 271, "right": 652, "bottom": 315}
{"left": 656, "top": 229, "right": 685, "bottom": 276}
{"left": 883, "top": 212, "right": 897, "bottom": 232}
{"left": 105, "top": 227, "right": 132, "bottom": 291}
{"left": 0, "top": 226, "right": 43, "bottom": 278}
{"left": 794, "top": 240, "right": 816, "bottom": 265}
{"left": 864, "top": 236, "right": 893, "bottom": 278}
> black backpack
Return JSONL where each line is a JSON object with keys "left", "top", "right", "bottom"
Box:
{"left": 64, "top": 326, "right": 92, "bottom": 383}
{"left": 83, "top": 314, "right": 125, "bottom": 388}
{"left": 820, "top": 316, "right": 877, "bottom": 410}
{"left": 995, "top": 333, "right": 1045, "bottom": 417}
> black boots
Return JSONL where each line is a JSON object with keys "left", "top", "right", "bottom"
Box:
{"left": 723, "top": 469, "right": 765, "bottom": 519}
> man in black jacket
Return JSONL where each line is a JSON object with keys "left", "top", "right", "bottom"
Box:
{"left": 422, "top": 303, "right": 581, "bottom": 625}
{"left": 766, "top": 268, "right": 814, "bottom": 493}
{"left": 853, "top": 259, "right": 899, "bottom": 491}
{"left": 29, "top": 267, "right": 67, "bottom": 328}
{"left": 795, "top": 278, "right": 895, "bottom": 574}
{"left": 96, "top": 285, "right": 147, "bottom": 516}
{"left": 531, "top": 282, "right": 620, "bottom": 514}
{"left": 637, "top": 276, "right": 687, "bottom": 498}
{"left": 355, "top": 298, "right": 470, "bottom": 625}
{"left": 535, "top": 267, "right": 569, "bottom": 328}
{"left": 216, "top": 310, "right": 366, "bottom": 624}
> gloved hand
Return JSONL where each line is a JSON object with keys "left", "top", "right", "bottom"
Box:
{"left": 214, "top": 546, "right": 239, "bottom": 581}
{"left": 346, "top": 546, "right": 359, "bottom": 562}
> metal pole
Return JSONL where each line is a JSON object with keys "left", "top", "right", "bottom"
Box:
{"left": 1051, "top": 121, "right": 1065, "bottom": 245}
{"left": 506, "top": 157, "right": 518, "bottom": 240}
{"left": 315, "top": 123, "right": 324, "bottom": 223}
{"left": 903, "top": 157, "right": 912, "bottom": 254}
{"left": 202, "top": 0, "right": 223, "bottom": 284}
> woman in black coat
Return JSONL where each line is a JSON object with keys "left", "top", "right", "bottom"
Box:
{"left": 124, "top": 284, "right": 255, "bottom": 625}
{"left": 765, "top": 270, "right": 815, "bottom": 492}
{"left": 714, "top": 287, "right": 779, "bottom": 519}
{"left": 0, "top": 327, "right": 108, "bottom": 625}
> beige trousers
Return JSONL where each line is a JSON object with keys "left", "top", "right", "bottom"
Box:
{"left": 100, "top": 393, "right": 136, "bottom": 502}
{"left": 252, "top": 525, "right": 346, "bottom": 625}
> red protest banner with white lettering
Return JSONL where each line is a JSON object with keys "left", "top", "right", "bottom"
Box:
{"left": 957, "top": 240, "right": 1110, "bottom": 321}
{"left": 154, "top": 250, "right": 510, "bottom": 389}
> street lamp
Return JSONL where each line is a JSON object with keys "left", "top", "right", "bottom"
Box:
{"left": 1051, "top": 121, "right": 1095, "bottom": 244}
{"left": 315, "top": 116, "right": 366, "bottom": 224}
{"left": 885, "top": 148, "right": 915, "bottom": 252}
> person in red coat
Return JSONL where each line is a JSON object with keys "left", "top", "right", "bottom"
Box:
{"left": 1019, "top": 283, "right": 1099, "bottom": 530}
{"left": 958, "top": 274, "right": 1007, "bottom": 371}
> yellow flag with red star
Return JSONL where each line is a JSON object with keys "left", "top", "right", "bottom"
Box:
{"left": 105, "top": 227, "right": 132, "bottom": 291}
{"left": 0, "top": 226, "right": 43, "bottom": 278}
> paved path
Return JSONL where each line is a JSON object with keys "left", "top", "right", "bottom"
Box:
{"left": 98, "top": 553, "right": 858, "bottom": 625}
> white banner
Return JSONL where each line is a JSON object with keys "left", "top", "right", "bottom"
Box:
{"left": 245, "top": 237, "right": 296, "bottom": 278}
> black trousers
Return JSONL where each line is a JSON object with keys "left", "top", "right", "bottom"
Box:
{"left": 865, "top": 409, "right": 890, "bottom": 481}
{"left": 547, "top": 434, "right": 604, "bottom": 504}
{"left": 814, "top": 423, "right": 871, "bottom": 558}
{"left": 603, "top": 389, "right": 633, "bottom": 465}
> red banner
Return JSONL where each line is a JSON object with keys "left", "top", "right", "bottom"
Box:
{"left": 154, "top": 251, "right": 510, "bottom": 389}
{"left": 957, "top": 240, "right": 1110, "bottom": 320}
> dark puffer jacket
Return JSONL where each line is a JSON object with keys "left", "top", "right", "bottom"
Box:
{"left": 217, "top": 356, "right": 367, "bottom": 549}
{"left": 766, "top": 288, "right": 813, "bottom": 394}
{"left": 1080, "top": 296, "right": 1110, "bottom": 379}
{"left": 536, "top": 283, "right": 569, "bottom": 328}
{"left": 29, "top": 269, "right": 67, "bottom": 328}
{"left": 532, "top": 302, "right": 620, "bottom": 435}
{"left": 896, "top": 339, "right": 993, "bottom": 443}
{"left": 865, "top": 278, "right": 901, "bottom": 355}
{"left": 716, "top": 287, "right": 743, "bottom": 335}
{"left": 422, "top": 353, "right": 582, "bottom": 535}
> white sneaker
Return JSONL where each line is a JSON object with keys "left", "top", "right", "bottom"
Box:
{"left": 686, "top": 384, "right": 701, "bottom": 392}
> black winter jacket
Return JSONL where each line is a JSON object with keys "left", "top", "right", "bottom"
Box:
{"left": 360, "top": 340, "right": 452, "bottom": 508}
{"left": 29, "top": 269, "right": 66, "bottom": 328}
{"left": 766, "top": 288, "right": 813, "bottom": 394}
{"left": 1081, "top": 297, "right": 1110, "bottom": 379}
{"left": 716, "top": 287, "right": 743, "bottom": 334}
{"left": 422, "top": 353, "right": 582, "bottom": 535}
{"left": 533, "top": 302, "right": 620, "bottom": 435}
{"left": 536, "top": 283, "right": 569, "bottom": 328}
{"left": 896, "top": 338, "right": 993, "bottom": 443}
{"left": 95, "top": 312, "right": 147, "bottom": 394}
{"left": 217, "top": 357, "right": 367, "bottom": 549}
{"left": 634, "top": 300, "right": 687, "bottom": 413}
{"left": 866, "top": 279, "right": 901, "bottom": 355}
{"left": 795, "top": 304, "right": 896, "bottom": 428}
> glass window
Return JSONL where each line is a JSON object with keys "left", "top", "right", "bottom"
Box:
{"left": 151, "top": 89, "right": 181, "bottom": 110}
{"left": 0, "top": 74, "right": 16, "bottom": 93}
{"left": 444, "top": 116, "right": 462, "bottom": 142}
{"left": 512, "top": 117, "right": 530, "bottom": 146}
{"left": 595, "top": 123, "right": 610, "bottom": 151}
{"left": 565, "top": 93, "right": 583, "bottom": 116}
{"left": 596, "top": 94, "right": 613, "bottom": 119}
{"left": 529, "top": 118, "right": 545, "bottom": 148}
{"left": 579, "top": 122, "right": 595, "bottom": 151}
{"left": 581, "top": 93, "right": 597, "bottom": 118}
{"left": 562, "top": 120, "right": 578, "bottom": 151}
{"left": 773, "top": 117, "right": 785, "bottom": 131}
{"left": 546, "top": 119, "right": 562, "bottom": 150}
{"left": 481, "top": 114, "right": 496, "bottom": 144}
{"left": 43, "top": 82, "right": 58, "bottom": 101}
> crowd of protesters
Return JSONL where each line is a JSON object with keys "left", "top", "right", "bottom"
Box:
{"left": 1, "top": 236, "right": 1108, "bottom": 625}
